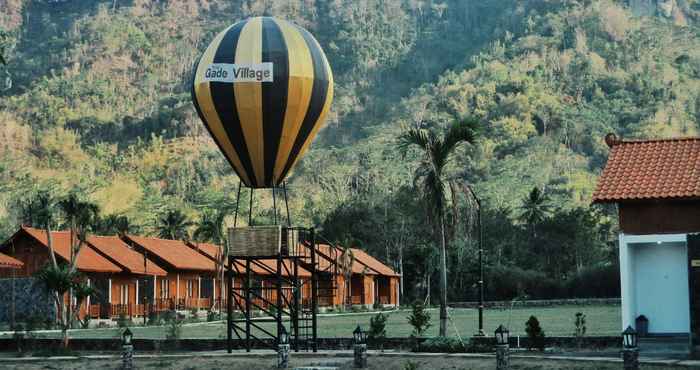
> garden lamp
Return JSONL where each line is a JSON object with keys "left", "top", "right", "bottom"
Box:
{"left": 494, "top": 325, "right": 509, "bottom": 345}
{"left": 122, "top": 327, "right": 133, "bottom": 346}
{"left": 279, "top": 325, "right": 289, "bottom": 345}
{"left": 622, "top": 326, "right": 638, "bottom": 349}
{"left": 353, "top": 325, "right": 367, "bottom": 345}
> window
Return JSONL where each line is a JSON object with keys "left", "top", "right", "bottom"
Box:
{"left": 186, "top": 280, "right": 194, "bottom": 298}
{"left": 160, "top": 279, "right": 169, "bottom": 298}
{"left": 120, "top": 284, "right": 129, "bottom": 305}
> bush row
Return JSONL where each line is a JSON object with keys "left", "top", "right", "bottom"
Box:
{"left": 487, "top": 264, "right": 620, "bottom": 300}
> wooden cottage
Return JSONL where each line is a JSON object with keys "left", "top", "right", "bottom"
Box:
{"left": 593, "top": 134, "right": 700, "bottom": 356}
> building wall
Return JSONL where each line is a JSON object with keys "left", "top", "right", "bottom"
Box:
{"left": 619, "top": 234, "right": 691, "bottom": 333}
{"left": 0, "top": 234, "right": 50, "bottom": 278}
{"left": 619, "top": 201, "right": 700, "bottom": 234}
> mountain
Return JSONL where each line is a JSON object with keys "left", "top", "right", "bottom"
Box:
{"left": 0, "top": 1, "right": 699, "bottom": 300}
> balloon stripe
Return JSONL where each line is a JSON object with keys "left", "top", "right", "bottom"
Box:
{"left": 278, "top": 27, "right": 331, "bottom": 182}
{"left": 283, "top": 53, "right": 334, "bottom": 180}
{"left": 273, "top": 20, "right": 314, "bottom": 184}
{"left": 209, "top": 20, "right": 258, "bottom": 187}
{"left": 193, "top": 24, "right": 253, "bottom": 186}
{"left": 261, "top": 17, "right": 289, "bottom": 187}
{"left": 234, "top": 18, "right": 265, "bottom": 187}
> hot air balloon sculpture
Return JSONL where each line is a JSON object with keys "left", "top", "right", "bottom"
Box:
{"left": 192, "top": 16, "right": 333, "bottom": 190}
{"left": 192, "top": 18, "right": 333, "bottom": 353}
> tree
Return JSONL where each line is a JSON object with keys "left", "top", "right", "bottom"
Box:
{"left": 337, "top": 244, "right": 355, "bottom": 308}
{"left": 94, "top": 214, "right": 135, "bottom": 236}
{"left": 34, "top": 265, "right": 95, "bottom": 348}
{"left": 155, "top": 209, "right": 192, "bottom": 240}
{"left": 193, "top": 208, "right": 229, "bottom": 313}
{"left": 58, "top": 192, "right": 99, "bottom": 273}
{"left": 57, "top": 192, "right": 99, "bottom": 335}
{"left": 398, "top": 118, "right": 478, "bottom": 336}
{"left": 517, "top": 187, "right": 551, "bottom": 239}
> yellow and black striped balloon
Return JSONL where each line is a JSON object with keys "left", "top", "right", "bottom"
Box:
{"left": 192, "top": 17, "right": 333, "bottom": 188}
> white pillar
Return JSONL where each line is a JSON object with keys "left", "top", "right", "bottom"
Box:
{"left": 176, "top": 274, "right": 180, "bottom": 302}
{"left": 619, "top": 233, "right": 634, "bottom": 330}
{"left": 153, "top": 275, "right": 157, "bottom": 301}
{"left": 86, "top": 278, "right": 91, "bottom": 309}
{"left": 135, "top": 279, "right": 140, "bottom": 305}
{"left": 108, "top": 278, "right": 112, "bottom": 303}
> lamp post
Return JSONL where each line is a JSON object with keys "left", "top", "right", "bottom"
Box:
{"left": 353, "top": 325, "right": 368, "bottom": 368}
{"left": 495, "top": 325, "right": 509, "bottom": 370}
{"left": 622, "top": 326, "right": 639, "bottom": 370}
{"left": 277, "top": 325, "right": 290, "bottom": 369}
{"left": 465, "top": 184, "right": 484, "bottom": 336}
{"left": 121, "top": 327, "right": 133, "bottom": 370}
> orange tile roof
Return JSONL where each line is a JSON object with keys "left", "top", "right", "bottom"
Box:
{"left": 20, "top": 227, "right": 122, "bottom": 273}
{"left": 188, "top": 242, "right": 224, "bottom": 262}
{"left": 187, "top": 241, "right": 312, "bottom": 277}
{"left": 593, "top": 137, "right": 700, "bottom": 202}
{"left": 231, "top": 258, "right": 312, "bottom": 277}
{"left": 306, "top": 244, "right": 378, "bottom": 275}
{"left": 87, "top": 235, "right": 167, "bottom": 276}
{"left": 351, "top": 248, "right": 400, "bottom": 277}
{"left": 0, "top": 252, "right": 23, "bottom": 269}
{"left": 123, "top": 235, "right": 215, "bottom": 272}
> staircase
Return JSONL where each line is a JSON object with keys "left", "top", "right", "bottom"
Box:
{"left": 292, "top": 234, "right": 339, "bottom": 351}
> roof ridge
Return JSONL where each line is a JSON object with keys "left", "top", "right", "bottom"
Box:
{"left": 619, "top": 136, "right": 700, "bottom": 144}
{"left": 126, "top": 234, "right": 188, "bottom": 243}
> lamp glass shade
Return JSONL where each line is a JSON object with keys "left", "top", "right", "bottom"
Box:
{"left": 122, "top": 327, "right": 133, "bottom": 345}
{"left": 279, "top": 325, "right": 289, "bottom": 345}
{"left": 494, "top": 325, "right": 509, "bottom": 345}
{"left": 353, "top": 325, "right": 366, "bottom": 344}
{"left": 622, "top": 326, "right": 637, "bottom": 348}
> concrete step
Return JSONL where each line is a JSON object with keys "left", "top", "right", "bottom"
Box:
{"left": 639, "top": 335, "right": 690, "bottom": 354}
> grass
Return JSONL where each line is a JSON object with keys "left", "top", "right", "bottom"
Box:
{"left": 0, "top": 356, "right": 683, "bottom": 370}
{"left": 5, "top": 304, "right": 621, "bottom": 340}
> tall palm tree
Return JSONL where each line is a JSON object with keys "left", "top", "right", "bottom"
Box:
{"left": 193, "top": 209, "right": 229, "bottom": 312}
{"left": 156, "top": 209, "right": 192, "bottom": 240}
{"left": 94, "top": 214, "right": 134, "bottom": 236}
{"left": 58, "top": 192, "right": 99, "bottom": 273}
{"left": 337, "top": 245, "right": 355, "bottom": 307}
{"left": 518, "top": 187, "right": 551, "bottom": 238}
{"left": 20, "top": 190, "right": 59, "bottom": 268}
{"left": 398, "top": 119, "right": 477, "bottom": 336}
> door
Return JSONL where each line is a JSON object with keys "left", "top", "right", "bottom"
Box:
{"left": 633, "top": 242, "right": 690, "bottom": 334}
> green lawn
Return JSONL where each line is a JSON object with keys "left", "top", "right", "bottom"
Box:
{"left": 11, "top": 304, "right": 621, "bottom": 340}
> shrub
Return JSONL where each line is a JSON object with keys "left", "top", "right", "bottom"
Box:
{"left": 574, "top": 312, "right": 586, "bottom": 347}
{"left": 207, "top": 310, "right": 218, "bottom": 322}
{"left": 525, "top": 315, "right": 545, "bottom": 351}
{"left": 165, "top": 311, "right": 185, "bottom": 341}
{"left": 368, "top": 312, "right": 387, "bottom": 350}
{"left": 414, "top": 336, "right": 465, "bottom": 353}
{"left": 403, "top": 360, "right": 419, "bottom": 370}
{"left": 117, "top": 312, "right": 132, "bottom": 328}
{"left": 407, "top": 301, "right": 431, "bottom": 337}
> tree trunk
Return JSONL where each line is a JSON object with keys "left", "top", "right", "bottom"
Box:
{"left": 439, "top": 214, "right": 448, "bottom": 337}
{"left": 44, "top": 224, "right": 58, "bottom": 268}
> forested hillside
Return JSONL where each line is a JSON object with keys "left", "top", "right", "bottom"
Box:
{"left": 1, "top": 0, "right": 699, "bottom": 302}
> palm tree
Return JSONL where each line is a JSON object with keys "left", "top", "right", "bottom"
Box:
{"left": 155, "top": 209, "right": 192, "bottom": 240}
{"left": 58, "top": 192, "right": 99, "bottom": 332}
{"left": 193, "top": 209, "right": 229, "bottom": 312}
{"left": 94, "top": 214, "right": 134, "bottom": 236}
{"left": 518, "top": 187, "right": 551, "bottom": 238}
{"left": 58, "top": 192, "right": 99, "bottom": 273}
{"left": 337, "top": 245, "right": 355, "bottom": 307}
{"left": 20, "top": 190, "right": 60, "bottom": 268}
{"left": 398, "top": 119, "right": 477, "bottom": 336}
{"left": 34, "top": 264, "right": 95, "bottom": 347}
